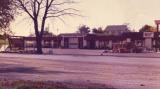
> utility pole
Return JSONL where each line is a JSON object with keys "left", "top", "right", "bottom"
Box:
{"left": 155, "top": 20, "right": 160, "bottom": 52}
{"left": 155, "top": 20, "right": 160, "bottom": 32}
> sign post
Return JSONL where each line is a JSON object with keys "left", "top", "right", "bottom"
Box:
{"left": 155, "top": 20, "right": 160, "bottom": 32}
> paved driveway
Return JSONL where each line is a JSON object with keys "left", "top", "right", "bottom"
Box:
{"left": 0, "top": 54, "right": 160, "bottom": 89}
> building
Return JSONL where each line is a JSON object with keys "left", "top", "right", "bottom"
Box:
{"left": 59, "top": 33, "right": 85, "bottom": 49}
{"left": 85, "top": 34, "right": 124, "bottom": 49}
{"left": 122, "top": 32, "right": 160, "bottom": 52}
{"left": 104, "top": 25, "right": 130, "bottom": 36}
{"left": 24, "top": 36, "right": 60, "bottom": 48}
{"left": 8, "top": 32, "right": 160, "bottom": 53}
{"left": 8, "top": 36, "right": 25, "bottom": 52}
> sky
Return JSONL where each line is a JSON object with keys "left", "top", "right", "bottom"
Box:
{"left": 10, "top": 0, "right": 160, "bottom": 36}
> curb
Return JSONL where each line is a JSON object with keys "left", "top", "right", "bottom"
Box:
{"left": 1, "top": 53, "right": 160, "bottom": 58}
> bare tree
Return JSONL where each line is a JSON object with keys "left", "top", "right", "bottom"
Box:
{"left": 15, "top": 0, "right": 79, "bottom": 54}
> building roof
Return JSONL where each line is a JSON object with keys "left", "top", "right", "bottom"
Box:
{"left": 85, "top": 34, "right": 124, "bottom": 41}
{"left": 104, "top": 25, "right": 130, "bottom": 32}
{"left": 24, "top": 36, "right": 60, "bottom": 41}
{"left": 9, "top": 36, "right": 60, "bottom": 41}
{"left": 59, "top": 33, "right": 84, "bottom": 37}
{"left": 122, "top": 32, "right": 144, "bottom": 40}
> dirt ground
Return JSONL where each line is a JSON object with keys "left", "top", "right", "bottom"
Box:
{"left": 0, "top": 54, "right": 160, "bottom": 89}
{"left": 0, "top": 79, "right": 115, "bottom": 89}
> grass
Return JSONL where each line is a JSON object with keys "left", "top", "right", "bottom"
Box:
{"left": 0, "top": 79, "right": 116, "bottom": 89}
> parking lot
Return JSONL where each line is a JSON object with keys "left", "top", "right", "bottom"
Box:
{"left": 0, "top": 53, "right": 160, "bottom": 89}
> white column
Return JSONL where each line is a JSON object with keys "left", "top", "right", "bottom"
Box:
{"left": 108, "top": 40, "right": 112, "bottom": 48}
{"left": 51, "top": 40, "right": 54, "bottom": 48}
{"left": 61, "top": 37, "right": 64, "bottom": 47}
{"left": 83, "top": 40, "right": 87, "bottom": 47}
{"left": 96, "top": 41, "right": 99, "bottom": 48}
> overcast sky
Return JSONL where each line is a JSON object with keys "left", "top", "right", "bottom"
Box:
{"left": 11, "top": 0, "right": 160, "bottom": 36}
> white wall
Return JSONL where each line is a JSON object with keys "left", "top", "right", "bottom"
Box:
{"left": 144, "top": 38, "right": 152, "bottom": 49}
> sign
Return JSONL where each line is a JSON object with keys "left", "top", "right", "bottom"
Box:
{"left": 155, "top": 20, "right": 160, "bottom": 24}
{"left": 143, "top": 32, "right": 154, "bottom": 38}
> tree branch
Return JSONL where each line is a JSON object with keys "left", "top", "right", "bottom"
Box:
{"left": 17, "top": 0, "right": 34, "bottom": 19}
{"left": 36, "top": 0, "right": 43, "bottom": 16}
{"left": 52, "top": 1, "right": 76, "bottom": 6}
{"left": 47, "top": 8, "right": 79, "bottom": 15}
{"left": 47, "top": 12, "right": 82, "bottom": 18}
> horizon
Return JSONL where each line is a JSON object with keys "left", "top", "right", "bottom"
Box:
{"left": 10, "top": 0, "right": 160, "bottom": 36}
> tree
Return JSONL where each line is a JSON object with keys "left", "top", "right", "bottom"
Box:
{"left": 0, "top": 0, "right": 14, "bottom": 34}
{"left": 139, "top": 25, "right": 157, "bottom": 32}
{"left": 92, "top": 27, "right": 104, "bottom": 34}
{"left": 29, "top": 27, "right": 55, "bottom": 37}
{"left": 78, "top": 25, "right": 90, "bottom": 34}
{"left": 15, "top": 0, "right": 79, "bottom": 54}
{"left": 43, "top": 30, "right": 54, "bottom": 37}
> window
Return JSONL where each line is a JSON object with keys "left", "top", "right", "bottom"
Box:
{"left": 25, "top": 41, "right": 36, "bottom": 47}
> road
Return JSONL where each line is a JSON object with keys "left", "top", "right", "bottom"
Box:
{"left": 0, "top": 54, "right": 160, "bottom": 89}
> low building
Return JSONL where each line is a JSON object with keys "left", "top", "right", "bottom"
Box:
{"left": 8, "top": 32, "right": 160, "bottom": 53}
{"left": 8, "top": 36, "right": 60, "bottom": 52}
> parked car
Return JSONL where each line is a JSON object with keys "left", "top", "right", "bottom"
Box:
{"left": 132, "top": 47, "right": 143, "bottom": 53}
{"left": 119, "top": 48, "right": 130, "bottom": 53}
{"left": 101, "top": 49, "right": 113, "bottom": 55}
{"left": 143, "top": 48, "right": 155, "bottom": 53}
{"left": 103, "top": 49, "right": 113, "bottom": 53}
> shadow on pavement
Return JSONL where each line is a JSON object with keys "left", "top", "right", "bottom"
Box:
{"left": 0, "top": 66, "right": 86, "bottom": 75}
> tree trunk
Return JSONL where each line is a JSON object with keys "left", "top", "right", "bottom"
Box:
{"left": 36, "top": 36, "right": 43, "bottom": 54}
{"left": 34, "top": 19, "right": 43, "bottom": 54}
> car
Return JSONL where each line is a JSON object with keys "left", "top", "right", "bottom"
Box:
{"left": 102, "top": 50, "right": 113, "bottom": 53}
{"left": 143, "top": 48, "right": 155, "bottom": 53}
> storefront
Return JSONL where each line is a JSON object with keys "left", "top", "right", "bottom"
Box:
{"left": 85, "top": 34, "right": 124, "bottom": 49}
{"left": 59, "top": 33, "right": 84, "bottom": 49}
